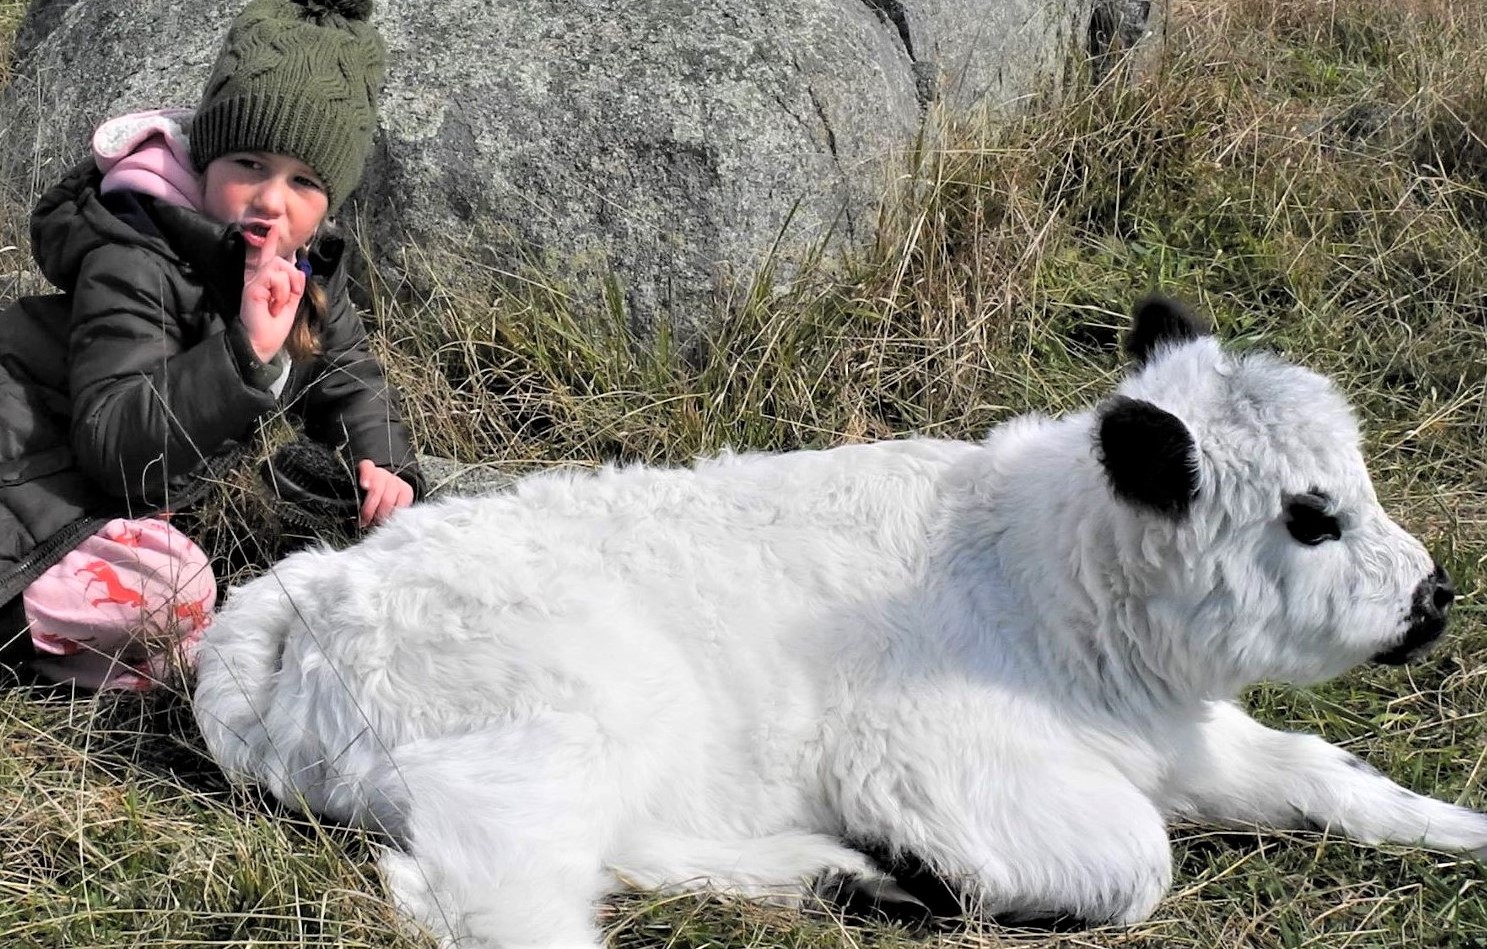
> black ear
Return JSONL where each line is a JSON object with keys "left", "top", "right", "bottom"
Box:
{"left": 1125, "top": 296, "right": 1210, "bottom": 366}
{"left": 1097, "top": 396, "right": 1199, "bottom": 519}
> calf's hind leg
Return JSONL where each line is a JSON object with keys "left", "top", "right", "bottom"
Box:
{"left": 373, "top": 717, "right": 621, "bottom": 949}
{"left": 848, "top": 753, "right": 1173, "bottom": 924}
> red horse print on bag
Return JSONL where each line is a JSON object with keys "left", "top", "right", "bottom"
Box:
{"left": 24, "top": 517, "right": 217, "bottom": 690}
{"left": 78, "top": 560, "right": 148, "bottom": 611}
{"left": 103, "top": 521, "right": 147, "bottom": 547}
{"left": 173, "top": 589, "right": 216, "bottom": 631}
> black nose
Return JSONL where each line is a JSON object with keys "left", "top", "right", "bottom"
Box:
{"left": 1372, "top": 563, "right": 1453, "bottom": 666}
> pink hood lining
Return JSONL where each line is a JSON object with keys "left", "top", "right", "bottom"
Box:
{"left": 92, "top": 109, "right": 205, "bottom": 211}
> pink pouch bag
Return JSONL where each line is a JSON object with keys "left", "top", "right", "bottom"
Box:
{"left": 22, "top": 517, "right": 216, "bottom": 691}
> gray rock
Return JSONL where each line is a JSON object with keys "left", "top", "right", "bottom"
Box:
{"left": 416, "top": 453, "right": 523, "bottom": 499}
{"left": 2, "top": 0, "right": 1165, "bottom": 337}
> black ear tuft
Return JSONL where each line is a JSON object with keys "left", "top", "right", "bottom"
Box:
{"left": 1125, "top": 296, "right": 1211, "bottom": 366}
{"left": 1097, "top": 396, "right": 1199, "bottom": 519}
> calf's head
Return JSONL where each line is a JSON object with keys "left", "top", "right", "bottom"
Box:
{"left": 1094, "top": 297, "right": 1452, "bottom": 690}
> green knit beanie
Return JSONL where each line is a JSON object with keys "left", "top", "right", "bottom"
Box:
{"left": 190, "top": 0, "right": 384, "bottom": 213}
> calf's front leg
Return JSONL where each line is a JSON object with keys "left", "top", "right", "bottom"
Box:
{"left": 1169, "top": 701, "right": 1487, "bottom": 855}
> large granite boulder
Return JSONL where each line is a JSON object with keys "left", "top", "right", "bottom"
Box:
{"left": 2, "top": 0, "right": 1164, "bottom": 337}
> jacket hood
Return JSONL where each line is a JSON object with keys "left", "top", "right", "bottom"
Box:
{"left": 30, "top": 161, "right": 163, "bottom": 292}
{"left": 29, "top": 160, "right": 244, "bottom": 293}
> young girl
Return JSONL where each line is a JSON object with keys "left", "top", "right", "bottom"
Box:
{"left": 0, "top": 0, "right": 421, "bottom": 690}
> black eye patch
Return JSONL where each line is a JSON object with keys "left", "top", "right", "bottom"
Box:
{"left": 1285, "top": 491, "right": 1342, "bottom": 546}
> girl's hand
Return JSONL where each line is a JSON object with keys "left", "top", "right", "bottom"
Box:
{"left": 240, "top": 222, "right": 305, "bottom": 363}
{"left": 357, "top": 459, "right": 415, "bottom": 528}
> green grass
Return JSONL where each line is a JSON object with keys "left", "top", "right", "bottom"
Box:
{"left": 4, "top": 0, "right": 1487, "bottom": 945}
{"left": 0, "top": 1, "right": 21, "bottom": 87}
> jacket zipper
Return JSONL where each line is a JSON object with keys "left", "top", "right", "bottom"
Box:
{"left": 1, "top": 514, "right": 111, "bottom": 606}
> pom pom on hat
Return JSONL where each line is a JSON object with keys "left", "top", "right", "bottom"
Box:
{"left": 301, "top": 0, "right": 374, "bottom": 20}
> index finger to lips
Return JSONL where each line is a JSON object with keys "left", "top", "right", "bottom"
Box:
{"left": 257, "top": 222, "right": 280, "bottom": 269}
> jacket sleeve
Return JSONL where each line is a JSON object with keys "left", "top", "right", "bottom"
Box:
{"left": 67, "top": 243, "right": 277, "bottom": 503}
{"left": 301, "top": 265, "right": 424, "bottom": 497}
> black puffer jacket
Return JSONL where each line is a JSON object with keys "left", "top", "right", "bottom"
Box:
{"left": 0, "top": 161, "right": 421, "bottom": 605}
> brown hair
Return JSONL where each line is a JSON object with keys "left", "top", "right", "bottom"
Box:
{"left": 284, "top": 266, "right": 327, "bottom": 361}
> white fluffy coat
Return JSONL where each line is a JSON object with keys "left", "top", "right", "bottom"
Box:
{"left": 195, "top": 315, "right": 1487, "bottom": 949}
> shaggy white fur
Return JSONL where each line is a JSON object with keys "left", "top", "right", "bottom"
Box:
{"left": 195, "top": 298, "right": 1482, "bottom": 949}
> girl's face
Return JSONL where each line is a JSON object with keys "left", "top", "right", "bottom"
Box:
{"left": 202, "top": 152, "right": 329, "bottom": 258}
